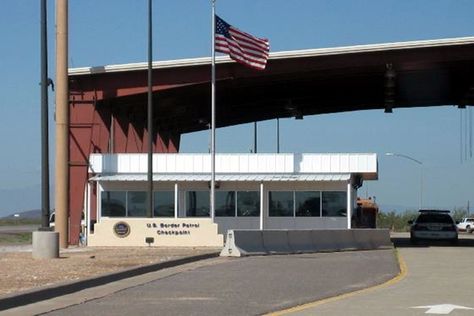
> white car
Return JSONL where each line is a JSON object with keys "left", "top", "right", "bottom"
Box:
{"left": 409, "top": 210, "right": 458, "bottom": 244}
{"left": 457, "top": 218, "right": 474, "bottom": 233}
{"left": 49, "top": 211, "right": 86, "bottom": 228}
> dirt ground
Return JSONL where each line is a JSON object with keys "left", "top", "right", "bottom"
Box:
{"left": 0, "top": 245, "right": 219, "bottom": 296}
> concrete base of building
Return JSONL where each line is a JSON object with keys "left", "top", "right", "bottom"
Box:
{"left": 32, "top": 231, "right": 60, "bottom": 259}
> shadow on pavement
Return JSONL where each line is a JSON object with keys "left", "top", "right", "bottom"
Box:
{"left": 392, "top": 234, "right": 474, "bottom": 248}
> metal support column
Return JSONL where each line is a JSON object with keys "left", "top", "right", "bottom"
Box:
{"left": 347, "top": 182, "right": 352, "bottom": 229}
{"left": 259, "top": 182, "right": 264, "bottom": 230}
{"left": 174, "top": 183, "right": 179, "bottom": 219}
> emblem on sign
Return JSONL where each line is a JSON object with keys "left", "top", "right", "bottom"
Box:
{"left": 113, "top": 222, "right": 131, "bottom": 238}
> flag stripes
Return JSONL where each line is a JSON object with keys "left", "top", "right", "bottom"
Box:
{"left": 215, "top": 15, "right": 269, "bottom": 70}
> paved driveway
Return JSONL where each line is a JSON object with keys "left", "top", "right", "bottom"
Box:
{"left": 40, "top": 249, "right": 398, "bottom": 316}
{"left": 285, "top": 233, "right": 474, "bottom": 315}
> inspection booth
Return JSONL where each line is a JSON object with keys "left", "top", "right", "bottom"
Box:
{"left": 84, "top": 153, "right": 378, "bottom": 247}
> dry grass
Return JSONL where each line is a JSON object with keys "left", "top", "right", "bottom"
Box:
{"left": 0, "top": 246, "right": 218, "bottom": 296}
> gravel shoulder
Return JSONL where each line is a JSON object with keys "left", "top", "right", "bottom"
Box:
{"left": 0, "top": 245, "right": 219, "bottom": 296}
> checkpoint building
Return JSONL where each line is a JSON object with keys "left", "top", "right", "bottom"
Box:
{"left": 85, "top": 153, "right": 377, "bottom": 246}
{"left": 64, "top": 36, "right": 474, "bottom": 245}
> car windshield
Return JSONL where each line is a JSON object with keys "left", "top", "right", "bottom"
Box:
{"left": 416, "top": 214, "right": 453, "bottom": 224}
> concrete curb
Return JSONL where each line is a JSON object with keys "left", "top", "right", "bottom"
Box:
{"left": 0, "top": 252, "right": 219, "bottom": 311}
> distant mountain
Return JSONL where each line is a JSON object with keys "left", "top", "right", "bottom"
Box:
{"left": 2, "top": 209, "right": 41, "bottom": 219}
{"left": 0, "top": 185, "right": 41, "bottom": 218}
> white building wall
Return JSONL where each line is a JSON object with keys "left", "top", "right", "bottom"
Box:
{"left": 91, "top": 153, "right": 372, "bottom": 234}
{"left": 89, "top": 153, "right": 377, "bottom": 179}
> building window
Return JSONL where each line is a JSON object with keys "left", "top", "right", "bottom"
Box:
{"left": 269, "top": 191, "right": 293, "bottom": 217}
{"left": 237, "top": 191, "right": 260, "bottom": 217}
{"left": 127, "top": 191, "right": 147, "bottom": 217}
{"left": 154, "top": 191, "right": 174, "bottom": 217}
{"left": 186, "top": 191, "right": 210, "bottom": 217}
{"left": 322, "top": 191, "right": 347, "bottom": 217}
{"left": 215, "top": 191, "right": 236, "bottom": 217}
{"left": 295, "top": 191, "right": 321, "bottom": 217}
{"left": 101, "top": 191, "right": 126, "bottom": 217}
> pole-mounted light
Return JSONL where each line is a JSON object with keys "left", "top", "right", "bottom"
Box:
{"left": 385, "top": 152, "right": 423, "bottom": 210}
{"left": 384, "top": 63, "right": 396, "bottom": 113}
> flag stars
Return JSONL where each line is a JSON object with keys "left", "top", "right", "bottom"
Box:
{"left": 214, "top": 15, "right": 269, "bottom": 70}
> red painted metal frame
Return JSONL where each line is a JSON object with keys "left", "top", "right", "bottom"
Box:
{"left": 68, "top": 42, "right": 474, "bottom": 244}
{"left": 69, "top": 80, "right": 180, "bottom": 244}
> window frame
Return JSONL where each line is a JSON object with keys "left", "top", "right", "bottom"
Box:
{"left": 321, "top": 190, "right": 347, "bottom": 217}
{"left": 268, "top": 190, "right": 347, "bottom": 218}
{"left": 236, "top": 191, "right": 260, "bottom": 217}
{"left": 153, "top": 190, "right": 175, "bottom": 218}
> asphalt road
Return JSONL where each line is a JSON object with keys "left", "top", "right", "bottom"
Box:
{"left": 7, "top": 233, "right": 473, "bottom": 316}
{"left": 40, "top": 249, "right": 398, "bottom": 316}
{"left": 0, "top": 225, "right": 39, "bottom": 234}
{"left": 285, "top": 233, "right": 474, "bottom": 316}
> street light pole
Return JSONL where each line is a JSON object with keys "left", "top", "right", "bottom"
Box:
{"left": 40, "top": 0, "right": 50, "bottom": 229}
{"left": 386, "top": 153, "right": 423, "bottom": 210}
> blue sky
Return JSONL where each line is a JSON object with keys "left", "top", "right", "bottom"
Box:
{"left": 1, "top": 0, "right": 474, "bottom": 216}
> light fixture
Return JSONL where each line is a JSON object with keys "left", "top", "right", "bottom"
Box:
{"left": 294, "top": 111, "right": 303, "bottom": 120}
{"left": 285, "top": 100, "right": 304, "bottom": 119}
{"left": 384, "top": 63, "right": 396, "bottom": 113}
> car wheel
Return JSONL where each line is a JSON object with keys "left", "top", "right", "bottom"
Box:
{"left": 467, "top": 226, "right": 473, "bottom": 234}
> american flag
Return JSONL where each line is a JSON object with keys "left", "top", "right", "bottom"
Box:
{"left": 215, "top": 15, "right": 269, "bottom": 70}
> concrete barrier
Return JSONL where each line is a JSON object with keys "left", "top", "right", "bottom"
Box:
{"left": 288, "top": 230, "right": 315, "bottom": 253}
{"left": 352, "top": 229, "right": 373, "bottom": 250}
{"left": 220, "top": 229, "right": 392, "bottom": 257}
{"left": 262, "top": 230, "right": 291, "bottom": 254}
{"left": 220, "top": 230, "right": 266, "bottom": 257}
{"left": 311, "top": 230, "right": 338, "bottom": 252}
{"left": 369, "top": 229, "right": 392, "bottom": 249}
{"left": 332, "top": 229, "right": 357, "bottom": 251}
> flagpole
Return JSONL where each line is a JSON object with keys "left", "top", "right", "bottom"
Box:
{"left": 210, "top": 0, "right": 216, "bottom": 222}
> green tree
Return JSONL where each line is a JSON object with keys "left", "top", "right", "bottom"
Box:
{"left": 377, "top": 210, "right": 417, "bottom": 232}
{"left": 452, "top": 207, "right": 469, "bottom": 222}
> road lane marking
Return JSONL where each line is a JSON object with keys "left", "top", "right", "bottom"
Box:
{"left": 411, "top": 304, "right": 474, "bottom": 314}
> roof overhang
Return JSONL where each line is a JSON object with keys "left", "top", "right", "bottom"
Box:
{"left": 88, "top": 153, "right": 378, "bottom": 181}
{"left": 70, "top": 36, "right": 474, "bottom": 76}
{"left": 69, "top": 36, "right": 474, "bottom": 134}
{"left": 90, "top": 173, "right": 352, "bottom": 182}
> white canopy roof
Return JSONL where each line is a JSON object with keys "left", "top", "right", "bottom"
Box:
{"left": 90, "top": 173, "right": 352, "bottom": 182}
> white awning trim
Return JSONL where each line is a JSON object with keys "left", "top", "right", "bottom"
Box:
{"left": 70, "top": 36, "right": 474, "bottom": 76}
{"left": 89, "top": 173, "right": 351, "bottom": 182}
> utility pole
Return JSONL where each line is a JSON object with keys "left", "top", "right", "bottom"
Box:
{"left": 40, "top": 0, "right": 50, "bottom": 229}
{"left": 33, "top": 0, "right": 59, "bottom": 259}
{"left": 55, "top": 0, "right": 69, "bottom": 248}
